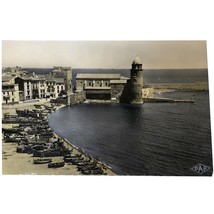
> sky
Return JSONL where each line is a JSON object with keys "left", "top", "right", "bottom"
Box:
{"left": 2, "top": 41, "right": 207, "bottom": 69}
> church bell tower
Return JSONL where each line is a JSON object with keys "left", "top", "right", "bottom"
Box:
{"left": 130, "top": 56, "right": 144, "bottom": 103}
{"left": 120, "top": 56, "right": 144, "bottom": 104}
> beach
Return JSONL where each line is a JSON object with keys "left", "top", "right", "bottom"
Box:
{"left": 2, "top": 100, "right": 115, "bottom": 175}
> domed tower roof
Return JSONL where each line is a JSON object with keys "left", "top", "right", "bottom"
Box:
{"left": 132, "top": 56, "right": 142, "bottom": 65}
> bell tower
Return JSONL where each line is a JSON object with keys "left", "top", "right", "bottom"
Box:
{"left": 120, "top": 56, "right": 144, "bottom": 104}
{"left": 130, "top": 56, "right": 144, "bottom": 103}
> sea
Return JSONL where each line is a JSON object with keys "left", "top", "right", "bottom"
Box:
{"left": 28, "top": 68, "right": 213, "bottom": 175}
{"left": 26, "top": 68, "right": 209, "bottom": 85}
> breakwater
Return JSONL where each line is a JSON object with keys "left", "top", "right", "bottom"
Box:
{"left": 144, "top": 97, "right": 194, "bottom": 103}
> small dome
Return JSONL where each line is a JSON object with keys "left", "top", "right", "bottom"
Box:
{"left": 132, "top": 56, "right": 142, "bottom": 65}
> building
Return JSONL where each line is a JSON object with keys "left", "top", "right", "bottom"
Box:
{"left": 110, "top": 79, "right": 128, "bottom": 100}
{"left": 2, "top": 82, "right": 19, "bottom": 104}
{"left": 45, "top": 75, "right": 57, "bottom": 98}
{"left": 120, "top": 56, "right": 144, "bottom": 104}
{"left": 55, "top": 78, "right": 65, "bottom": 98}
{"left": 31, "top": 75, "right": 46, "bottom": 99}
{"left": 14, "top": 76, "right": 33, "bottom": 101}
{"left": 76, "top": 73, "right": 128, "bottom": 100}
{"left": 51, "top": 66, "right": 72, "bottom": 103}
{"left": 51, "top": 66, "right": 72, "bottom": 91}
{"left": 2, "top": 66, "right": 70, "bottom": 104}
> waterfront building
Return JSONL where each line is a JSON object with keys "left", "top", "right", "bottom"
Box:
{"left": 15, "top": 76, "right": 33, "bottom": 101}
{"left": 110, "top": 79, "right": 128, "bottom": 100}
{"left": 2, "top": 76, "right": 20, "bottom": 104}
{"left": 51, "top": 66, "right": 72, "bottom": 92}
{"left": 76, "top": 73, "right": 128, "bottom": 100}
{"left": 2, "top": 66, "right": 69, "bottom": 103}
{"left": 51, "top": 66, "right": 72, "bottom": 103}
{"left": 31, "top": 75, "right": 46, "bottom": 99}
{"left": 45, "top": 75, "right": 57, "bottom": 98}
{"left": 55, "top": 78, "right": 65, "bottom": 98}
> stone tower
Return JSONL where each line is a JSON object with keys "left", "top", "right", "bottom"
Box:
{"left": 120, "top": 56, "right": 144, "bottom": 104}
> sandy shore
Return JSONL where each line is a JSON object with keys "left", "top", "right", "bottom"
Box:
{"left": 2, "top": 100, "right": 115, "bottom": 175}
{"left": 2, "top": 142, "right": 81, "bottom": 175}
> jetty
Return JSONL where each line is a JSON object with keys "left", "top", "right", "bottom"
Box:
{"left": 144, "top": 97, "right": 194, "bottom": 103}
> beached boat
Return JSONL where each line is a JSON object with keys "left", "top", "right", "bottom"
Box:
{"left": 34, "top": 104, "right": 42, "bottom": 109}
{"left": 33, "top": 158, "right": 52, "bottom": 164}
{"left": 48, "top": 162, "right": 65, "bottom": 168}
{"left": 16, "top": 145, "right": 25, "bottom": 153}
{"left": 64, "top": 154, "right": 84, "bottom": 163}
{"left": 2, "top": 128, "right": 22, "bottom": 134}
{"left": 33, "top": 149, "right": 62, "bottom": 157}
{"left": 4, "top": 136, "right": 27, "bottom": 143}
{"left": 65, "top": 158, "right": 81, "bottom": 165}
{"left": 16, "top": 109, "right": 41, "bottom": 118}
{"left": 82, "top": 168, "right": 104, "bottom": 175}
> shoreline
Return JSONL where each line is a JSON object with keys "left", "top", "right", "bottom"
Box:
{"left": 2, "top": 100, "right": 116, "bottom": 175}
{"left": 49, "top": 105, "right": 116, "bottom": 174}
{"left": 2, "top": 88, "right": 208, "bottom": 175}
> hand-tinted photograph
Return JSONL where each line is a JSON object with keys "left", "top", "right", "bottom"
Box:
{"left": 2, "top": 41, "right": 213, "bottom": 176}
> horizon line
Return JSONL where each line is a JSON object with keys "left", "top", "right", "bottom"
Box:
{"left": 2, "top": 66, "right": 208, "bottom": 70}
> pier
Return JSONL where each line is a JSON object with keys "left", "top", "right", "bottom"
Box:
{"left": 144, "top": 97, "right": 194, "bottom": 103}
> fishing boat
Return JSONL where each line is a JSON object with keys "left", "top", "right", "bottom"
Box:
{"left": 33, "top": 158, "right": 52, "bottom": 164}
{"left": 2, "top": 127, "right": 22, "bottom": 134}
{"left": 34, "top": 104, "right": 42, "bottom": 109}
{"left": 48, "top": 162, "right": 65, "bottom": 168}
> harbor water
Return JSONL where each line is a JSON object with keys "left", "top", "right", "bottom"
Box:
{"left": 49, "top": 91, "right": 213, "bottom": 175}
